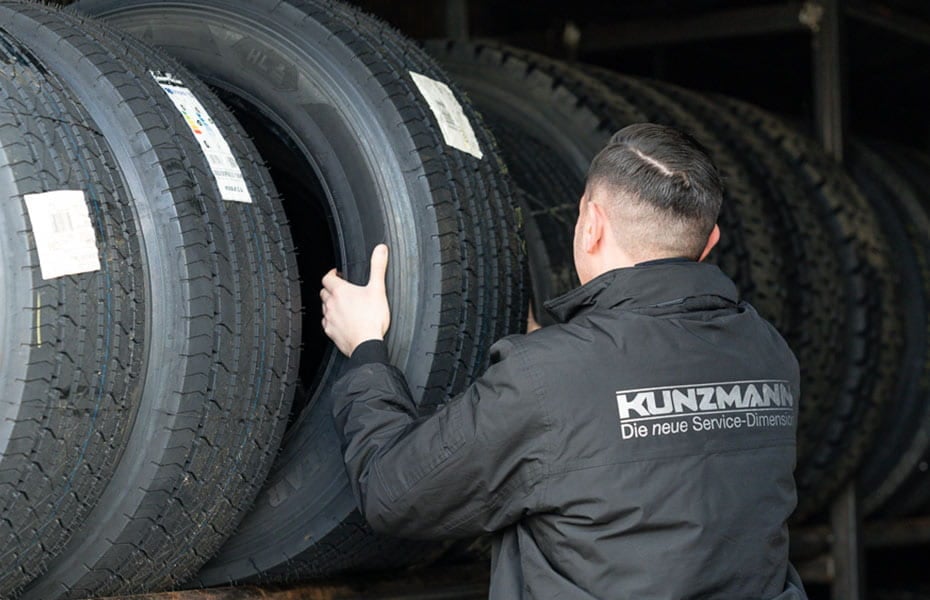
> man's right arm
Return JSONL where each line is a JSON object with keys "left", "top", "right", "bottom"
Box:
{"left": 332, "top": 337, "right": 552, "bottom": 539}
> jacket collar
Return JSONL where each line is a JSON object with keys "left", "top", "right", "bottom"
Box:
{"left": 543, "top": 259, "right": 739, "bottom": 323}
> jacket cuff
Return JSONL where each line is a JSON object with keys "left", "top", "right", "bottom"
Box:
{"left": 347, "top": 339, "right": 390, "bottom": 369}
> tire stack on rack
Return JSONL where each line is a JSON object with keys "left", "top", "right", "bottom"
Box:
{"left": 0, "top": 3, "right": 302, "bottom": 597}
{"left": 2, "top": 0, "right": 930, "bottom": 598}
{"left": 847, "top": 141, "right": 930, "bottom": 599}
{"left": 848, "top": 143, "right": 930, "bottom": 520}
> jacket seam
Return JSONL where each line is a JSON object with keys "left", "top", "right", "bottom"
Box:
{"left": 376, "top": 399, "right": 469, "bottom": 504}
{"left": 514, "top": 339, "right": 554, "bottom": 514}
{"left": 441, "top": 340, "right": 552, "bottom": 534}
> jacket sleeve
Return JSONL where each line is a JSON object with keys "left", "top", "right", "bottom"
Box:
{"left": 331, "top": 337, "right": 551, "bottom": 539}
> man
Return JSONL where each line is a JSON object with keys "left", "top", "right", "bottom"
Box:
{"left": 320, "top": 123, "right": 807, "bottom": 599}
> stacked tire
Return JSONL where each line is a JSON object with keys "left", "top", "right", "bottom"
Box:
{"left": 848, "top": 143, "right": 930, "bottom": 519}
{"left": 0, "top": 3, "right": 301, "bottom": 597}
{"left": 3, "top": 0, "right": 525, "bottom": 598}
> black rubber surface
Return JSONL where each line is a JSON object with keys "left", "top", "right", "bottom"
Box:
{"left": 857, "top": 144, "right": 930, "bottom": 518}
{"left": 718, "top": 97, "right": 900, "bottom": 522}
{"left": 0, "top": 24, "right": 145, "bottom": 598}
{"left": 6, "top": 3, "right": 301, "bottom": 598}
{"left": 74, "top": 0, "right": 525, "bottom": 584}
{"left": 848, "top": 142, "right": 930, "bottom": 518}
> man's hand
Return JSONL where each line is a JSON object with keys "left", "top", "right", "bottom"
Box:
{"left": 321, "top": 244, "right": 391, "bottom": 357}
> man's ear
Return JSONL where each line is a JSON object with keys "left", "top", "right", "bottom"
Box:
{"left": 698, "top": 224, "right": 721, "bottom": 262}
{"left": 582, "top": 200, "right": 607, "bottom": 254}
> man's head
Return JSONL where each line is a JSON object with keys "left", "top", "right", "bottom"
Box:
{"left": 573, "top": 123, "right": 724, "bottom": 284}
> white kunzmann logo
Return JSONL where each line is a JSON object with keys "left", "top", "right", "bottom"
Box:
{"left": 615, "top": 380, "right": 794, "bottom": 439}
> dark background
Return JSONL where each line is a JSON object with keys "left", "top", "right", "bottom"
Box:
{"left": 348, "top": 0, "right": 930, "bottom": 151}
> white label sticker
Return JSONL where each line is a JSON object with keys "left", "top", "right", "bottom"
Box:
{"left": 152, "top": 71, "right": 253, "bottom": 203}
{"left": 409, "top": 71, "right": 483, "bottom": 160}
{"left": 24, "top": 190, "right": 102, "bottom": 280}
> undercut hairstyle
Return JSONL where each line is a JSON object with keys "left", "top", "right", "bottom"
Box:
{"left": 585, "top": 123, "right": 724, "bottom": 260}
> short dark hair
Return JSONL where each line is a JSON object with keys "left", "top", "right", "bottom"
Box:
{"left": 586, "top": 123, "right": 724, "bottom": 259}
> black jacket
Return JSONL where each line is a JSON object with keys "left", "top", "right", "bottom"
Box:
{"left": 333, "top": 260, "right": 807, "bottom": 599}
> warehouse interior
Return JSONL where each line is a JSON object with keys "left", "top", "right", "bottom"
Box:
{"left": 5, "top": 0, "right": 929, "bottom": 598}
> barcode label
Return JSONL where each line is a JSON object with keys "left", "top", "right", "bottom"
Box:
{"left": 409, "top": 71, "right": 483, "bottom": 160}
{"left": 152, "top": 71, "right": 253, "bottom": 203}
{"left": 24, "top": 190, "right": 101, "bottom": 280}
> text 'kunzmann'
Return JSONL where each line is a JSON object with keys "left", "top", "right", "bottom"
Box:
{"left": 615, "top": 380, "right": 794, "bottom": 439}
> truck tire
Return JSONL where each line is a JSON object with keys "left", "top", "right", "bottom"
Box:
{"left": 718, "top": 97, "right": 900, "bottom": 522}
{"left": 0, "top": 25, "right": 145, "bottom": 598}
{"left": 73, "top": 0, "right": 525, "bottom": 584}
{"left": 9, "top": 4, "right": 301, "bottom": 598}
{"left": 856, "top": 144, "right": 930, "bottom": 518}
